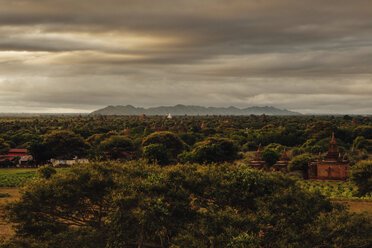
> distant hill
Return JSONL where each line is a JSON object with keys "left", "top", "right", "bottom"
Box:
{"left": 90, "top": 104, "right": 301, "bottom": 116}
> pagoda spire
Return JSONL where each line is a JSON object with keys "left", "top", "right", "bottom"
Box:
{"left": 331, "top": 132, "right": 336, "bottom": 144}
{"left": 325, "top": 133, "right": 339, "bottom": 160}
{"left": 280, "top": 148, "right": 289, "bottom": 161}
{"left": 254, "top": 144, "right": 263, "bottom": 160}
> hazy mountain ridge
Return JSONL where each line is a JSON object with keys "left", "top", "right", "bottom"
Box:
{"left": 91, "top": 104, "right": 301, "bottom": 116}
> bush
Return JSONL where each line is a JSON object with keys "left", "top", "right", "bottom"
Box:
{"left": 181, "top": 137, "right": 239, "bottom": 164}
{"left": 142, "top": 131, "right": 185, "bottom": 160}
{"left": 288, "top": 153, "right": 315, "bottom": 172}
{"left": 351, "top": 160, "right": 372, "bottom": 196}
{"left": 261, "top": 148, "right": 280, "bottom": 166}
{"left": 44, "top": 131, "right": 89, "bottom": 159}
{"left": 143, "top": 144, "right": 169, "bottom": 165}
{"left": 3, "top": 162, "right": 371, "bottom": 248}
{"left": 99, "top": 135, "right": 135, "bottom": 160}
{"left": 37, "top": 165, "right": 57, "bottom": 179}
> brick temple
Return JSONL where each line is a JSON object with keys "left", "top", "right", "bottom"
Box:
{"left": 308, "top": 133, "right": 350, "bottom": 181}
{"left": 249, "top": 144, "right": 267, "bottom": 169}
{"left": 272, "top": 149, "right": 290, "bottom": 172}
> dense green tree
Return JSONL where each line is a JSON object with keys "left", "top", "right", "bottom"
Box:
{"left": 44, "top": 131, "right": 89, "bottom": 159}
{"left": 143, "top": 144, "right": 169, "bottom": 165}
{"left": 353, "top": 125, "right": 372, "bottom": 139}
{"left": 3, "top": 162, "right": 371, "bottom": 248}
{"left": 180, "top": 137, "right": 239, "bottom": 164}
{"left": 99, "top": 135, "right": 134, "bottom": 160}
{"left": 351, "top": 160, "right": 372, "bottom": 196}
{"left": 37, "top": 165, "right": 57, "bottom": 179}
{"left": 288, "top": 153, "right": 315, "bottom": 172}
{"left": 142, "top": 131, "right": 185, "bottom": 160}
{"left": 0, "top": 137, "right": 10, "bottom": 154}
{"left": 261, "top": 148, "right": 280, "bottom": 166}
{"left": 4, "top": 163, "right": 119, "bottom": 248}
{"left": 353, "top": 136, "right": 371, "bottom": 151}
{"left": 28, "top": 139, "right": 52, "bottom": 164}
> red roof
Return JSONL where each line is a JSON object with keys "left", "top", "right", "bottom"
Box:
{"left": 5, "top": 154, "right": 27, "bottom": 157}
{"left": 0, "top": 156, "right": 16, "bottom": 162}
{"left": 9, "top": 149, "right": 27, "bottom": 153}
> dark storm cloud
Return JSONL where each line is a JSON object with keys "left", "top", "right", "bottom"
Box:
{"left": 0, "top": 0, "right": 372, "bottom": 113}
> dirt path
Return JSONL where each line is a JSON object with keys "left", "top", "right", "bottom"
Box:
{"left": 336, "top": 200, "right": 372, "bottom": 216}
{"left": 0, "top": 188, "right": 21, "bottom": 239}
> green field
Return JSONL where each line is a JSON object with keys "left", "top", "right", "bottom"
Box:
{"left": 297, "top": 180, "right": 372, "bottom": 201}
{"left": 0, "top": 168, "right": 68, "bottom": 187}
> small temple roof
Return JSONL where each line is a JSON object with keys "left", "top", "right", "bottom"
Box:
{"left": 280, "top": 148, "right": 289, "bottom": 161}
{"left": 325, "top": 133, "right": 339, "bottom": 161}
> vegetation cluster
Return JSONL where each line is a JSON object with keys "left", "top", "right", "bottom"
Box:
{"left": 1, "top": 162, "right": 371, "bottom": 248}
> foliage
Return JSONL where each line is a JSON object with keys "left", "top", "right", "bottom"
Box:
{"left": 143, "top": 144, "right": 169, "bottom": 165}
{"left": 288, "top": 153, "right": 315, "bottom": 172}
{"left": 353, "top": 136, "right": 371, "bottom": 152}
{"left": 28, "top": 139, "right": 52, "bottom": 164}
{"left": 2, "top": 162, "right": 372, "bottom": 248}
{"left": 99, "top": 135, "right": 134, "bottom": 160}
{"left": 0, "top": 115, "right": 371, "bottom": 167}
{"left": 180, "top": 137, "right": 239, "bottom": 164}
{"left": 142, "top": 131, "right": 185, "bottom": 160}
{"left": 353, "top": 125, "right": 372, "bottom": 139}
{"left": 0, "top": 137, "right": 10, "bottom": 154}
{"left": 261, "top": 148, "right": 280, "bottom": 166}
{"left": 44, "top": 131, "right": 89, "bottom": 159}
{"left": 37, "top": 165, "right": 57, "bottom": 179}
{"left": 298, "top": 180, "right": 372, "bottom": 200}
{"left": 351, "top": 160, "right": 372, "bottom": 197}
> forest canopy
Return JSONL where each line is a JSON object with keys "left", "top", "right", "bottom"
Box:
{"left": 2, "top": 162, "right": 371, "bottom": 248}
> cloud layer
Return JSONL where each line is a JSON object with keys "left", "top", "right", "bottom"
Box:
{"left": 0, "top": 0, "right": 372, "bottom": 114}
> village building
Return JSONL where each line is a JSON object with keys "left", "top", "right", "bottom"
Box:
{"left": 308, "top": 133, "right": 350, "bottom": 181}
{"left": 0, "top": 149, "right": 33, "bottom": 167}
{"left": 50, "top": 157, "right": 89, "bottom": 167}
{"left": 272, "top": 149, "right": 290, "bottom": 172}
{"left": 249, "top": 144, "right": 267, "bottom": 169}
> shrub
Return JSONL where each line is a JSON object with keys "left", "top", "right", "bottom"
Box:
{"left": 2, "top": 162, "right": 371, "bottom": 248}
{"left": 261, "top": 148, "right": 280, "bottom": 166}
{"left": 351, "top": 160, "right": 372, "bottom": 196}
{"left": 37, "top": 165, "right": 57, "bottom": 179}
{"left": 181, "top": 137, "right": 239, "bottom": 164}
{"left": 142, "top": 131, "right": 185, "bottom": 160}
{"left": 288, "top": 153, "right": 315, "bottom": 172}
{"left": 99, "top": 135, "right": 135, "bottom": 160}
{"left": 143, "top": 144, "right": 169, "bottom": 165}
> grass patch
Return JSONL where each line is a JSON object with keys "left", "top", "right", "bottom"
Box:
{"left": 0, "top": 168, "right": 69, "bottom": 187}
{"left": 297, "top": 180, "right": 372, "bottom": 201}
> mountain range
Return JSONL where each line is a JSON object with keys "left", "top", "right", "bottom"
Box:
{"left": 91, "top": 105, "right": 301, "bottom": 116}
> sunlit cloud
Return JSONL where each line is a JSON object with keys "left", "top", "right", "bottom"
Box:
{"left": 0, "top": 0, "right": 371, "bottom": 114}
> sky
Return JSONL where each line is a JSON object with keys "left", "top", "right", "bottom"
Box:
{"left": 0, "top": 0, "right": 372, "bottom": 114}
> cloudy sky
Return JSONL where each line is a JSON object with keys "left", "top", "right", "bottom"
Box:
{"left": 0, "top": 0, "right": 372, "bottom": 114}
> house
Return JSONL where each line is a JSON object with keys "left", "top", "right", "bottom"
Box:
{"left": 0, "top": 149, "right": 33, "bottom": 167}
{"left": 50, "top": 158, "right": 89, "bottom": 167}
{"left": 308, "top": 133, "right": 350, "bottom": 181}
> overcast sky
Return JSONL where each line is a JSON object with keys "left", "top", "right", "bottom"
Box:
{"left": 0, "top": 0, "right": 372, "bottom": 114}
